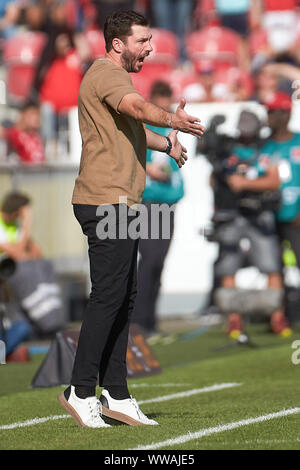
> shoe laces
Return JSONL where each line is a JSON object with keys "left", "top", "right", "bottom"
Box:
{"left": 129, "top": 397, "right": 147, "bottom": 421}
{"left": 87, "top": 397, "right": 103, "bottom": 423}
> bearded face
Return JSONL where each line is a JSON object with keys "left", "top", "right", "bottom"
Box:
{"left": 121, "top": 47, "right": 149, "bottom": 73}
{"left": 119, "top": 25, "right": 153, "bottom": 73}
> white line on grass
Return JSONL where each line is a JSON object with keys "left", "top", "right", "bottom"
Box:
{"left": 0, "top": 382, "right": 240, "bottom": 430}
{"left": 130, "top": 383, "right": 192, "bottom": 388}
{"left": 0, "top": 414, "right": 70, "bottom": 430}
{"left": 137, "top": 382, "right": 241, "bottom": 405}
{"left": 131, "top": 408, "right": 300, "bottom": 450}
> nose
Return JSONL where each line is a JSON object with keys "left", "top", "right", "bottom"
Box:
{"left": 147, "top": 40, "right": 153, "bottom": 54}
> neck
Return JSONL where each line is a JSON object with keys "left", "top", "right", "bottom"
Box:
{"left": 104, "top": 51, "right": 123, "bottom": 69}
{"left": 273, "top": 128, "right": 293, "bottom": 142}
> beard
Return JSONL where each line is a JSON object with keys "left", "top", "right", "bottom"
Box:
{"left": 121, "top": 48, "right": 146, "bottom": 73}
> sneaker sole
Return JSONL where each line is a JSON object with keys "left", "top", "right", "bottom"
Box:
{"left": 101, "top": 406, "right": 146, "bottom": 426}
{"left": 58, "top": 392, "right": 88, "bottom": 428}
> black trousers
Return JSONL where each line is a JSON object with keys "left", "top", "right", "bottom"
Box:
{"left": 131, "top": 201, "right": 175, "bottom": 332}
{"left": 71, "top": 204, "right": 139, "bottom": 389}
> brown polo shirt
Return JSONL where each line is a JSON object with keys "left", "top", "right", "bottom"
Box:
{"left": 72, "top": 59, "right": 147, "bottom": 207}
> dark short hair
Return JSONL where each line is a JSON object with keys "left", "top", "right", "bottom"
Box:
{"left": 150, "top": 81, "right": 173, "bottom": 99}
{"left": 1, "top": 192, "right": 31, "bottom": 214}
{"left": 104, "top": 10, "right": 149, "bottom": 52}
{"left": 21, "top": 101, "right": 39, "bottom": 113}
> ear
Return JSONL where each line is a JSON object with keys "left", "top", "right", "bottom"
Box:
{"left": 111, "top": 37, "right": 124, "bottom": 54}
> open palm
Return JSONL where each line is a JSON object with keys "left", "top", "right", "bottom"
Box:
{"left": 167, "top": 130, "right": 188, "bottom": 168}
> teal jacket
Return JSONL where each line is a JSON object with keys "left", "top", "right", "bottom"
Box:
{"left": 260, "top": 133, "right": 300, "bottom": 222}
{"left": 142, "top": 126, "right": 184, "bottom": 204}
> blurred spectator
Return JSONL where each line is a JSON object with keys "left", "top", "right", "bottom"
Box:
{"left": 193, "top": 0, "right": 219, "bottom": 29}
{"left": 260, "top": 62, "right": 300, "bottom": 95}
{"left": 92, "top": 0, "right": 136, "bottom": 29}
{"left": 0, "top": 191, "right": 65, "bottom": 341}
{"left": 260, "top": 92, "right": 300, "bottom": 325}
{"left": 25, "top": 0, "right": 74, "bottom": 32}
{"left": 183, "top": 62, "right": 252, "bottom": 102}
{"left": 151, "top": 0, "right": 195, "bottom": 62}
{"left": 182, "top": 62, "right": 216, "bottom": 102}
{"left": 251, "top": 61, "right": 279, "bottom": 102}
{"left": 131, "top": 81, "right": 184, "bottom": 339}
{"left": 214, "top": 0, "right": 252, "bottom": 36}
{"left": 0, "top": 102, "right": 45, "bottom": 164}
{"left": 251, "top": 60, "right": 300, "bottom": 104}
{"left": 30, "top": 27, "right": 88, "bottom": 156}
{"left": 214, "top": 0, "right": 264, "bottom": 71}
{"left": 0, "top": 191, "right": 35, "bottom": 361}
{"left": 0, "top": 0, "right": 21, "bottom": 40}
{"left": 262, "top": 0, "right": 299, "bottom": 55}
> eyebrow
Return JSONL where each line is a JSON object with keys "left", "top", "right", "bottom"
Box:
{"left": 138, "top": 34, "right": 152, "bottom": 42}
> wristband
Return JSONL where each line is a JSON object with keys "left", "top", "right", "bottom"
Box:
{"left": 165, "top": 136, "right": 172, "bottom": 155}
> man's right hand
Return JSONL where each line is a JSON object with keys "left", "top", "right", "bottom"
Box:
{"left": 171, "top": 99, "right": 205, "bottom": 138}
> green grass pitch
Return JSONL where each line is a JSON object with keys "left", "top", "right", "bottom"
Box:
{"left": 0, "top": 322, "right": 300, "bottom": 450}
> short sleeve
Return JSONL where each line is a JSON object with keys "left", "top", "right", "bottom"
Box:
{"left": 95, "top": 64, "right": 139, "bottom": 113}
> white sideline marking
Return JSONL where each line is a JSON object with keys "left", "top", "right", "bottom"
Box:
{"left": 0, "top": 414, "right": 70, "bottom": 430}
{"left": 137, "top": 382, "right": 241, "bottom": 405}
{"left": 0, "top": 382, "right": 239, "bottom": 430}
{"left": 131, "top": 408, "right": 300, "bottom": 450}
{"left": 130, "top": 383, "right": 192, "bottom": 388}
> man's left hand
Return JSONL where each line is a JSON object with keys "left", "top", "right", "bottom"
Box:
{"left": 167, "top": 130, "right": 188, "bottom": 168}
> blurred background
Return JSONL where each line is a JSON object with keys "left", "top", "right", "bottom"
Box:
{"left": 1, "top": 0, "right": 300, "bottom": 361}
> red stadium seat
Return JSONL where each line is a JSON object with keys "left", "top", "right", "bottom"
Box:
{"left": 131, "top": 67, "right": 201, "bottom": 103}
{"left": 3, "top": 31, "right": 47, "bottom": 104}
{"left": 131, "top": 65, "right": 171, "bottom": 100}
{"left": 186, "top": 26, "right": 241, "bottom": 71}
{"left": 84, "top": 29, "right": 106, "bottom": 59}
{"left": 167, "top": 68, "right": 200, "bottom": 102}
{"left": 213, "top": 66, "right": 254, "bottom": 99}
{"left": 144, "top": 28, "right": 179, "bottom": 71}
{"left": 130, "top": 72, "right": 153, "bottom": 100}
{"left": 249, "top": 29, "right": 269, "bottom": 56}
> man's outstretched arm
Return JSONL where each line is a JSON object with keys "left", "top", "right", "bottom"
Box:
{"left": 118, "top": 93, "right": 205, "bottom": 138}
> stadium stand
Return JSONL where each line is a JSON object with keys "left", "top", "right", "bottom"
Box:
{"left": 130, "top": 28, "right": 179, "bottom": 99}
{"left": 185, "top": 25, "right": 243, "bottom": 72}
{"left": 84, "top": 28, "right": 106, "bottom": 59}
{"left": 2, "top": 31, "right": 47, "bottom": 105}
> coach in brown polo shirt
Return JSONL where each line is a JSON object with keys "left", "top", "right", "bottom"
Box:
{"left": 59, "top": 10, "right": 204, "bottom": 428}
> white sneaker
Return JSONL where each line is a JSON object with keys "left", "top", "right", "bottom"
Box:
{"left": 58, "top": 385, "right": 110, "bottom": 428}
{"left": 99, "top": 389, "right": 158, "bottom": 426}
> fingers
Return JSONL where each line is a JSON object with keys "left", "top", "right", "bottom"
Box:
{"left": 177, "top": 98, "right": 186, "bottom": 110}
{"left": 188, "top": 120, "right": 205, "bottom": 132}
{"left": 177, "top": 151, "right": 188, "bottom": 168}
{"left": 189, "top": 130, "right": 205, "bottom": 138}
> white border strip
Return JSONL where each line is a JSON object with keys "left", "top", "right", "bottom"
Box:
{"left": 131, "top": 408, "right": 300, "bottom": 450}
{"left": 0, "top": 382, "right": 240, "bottom": 431}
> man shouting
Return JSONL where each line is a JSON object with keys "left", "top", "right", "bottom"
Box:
{"left": 59, "top": 10, "right": 204, "bottom": 428}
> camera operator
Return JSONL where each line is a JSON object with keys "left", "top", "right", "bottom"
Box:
{"left": 200, "top": 109, "right": 292, "bottom": 339}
